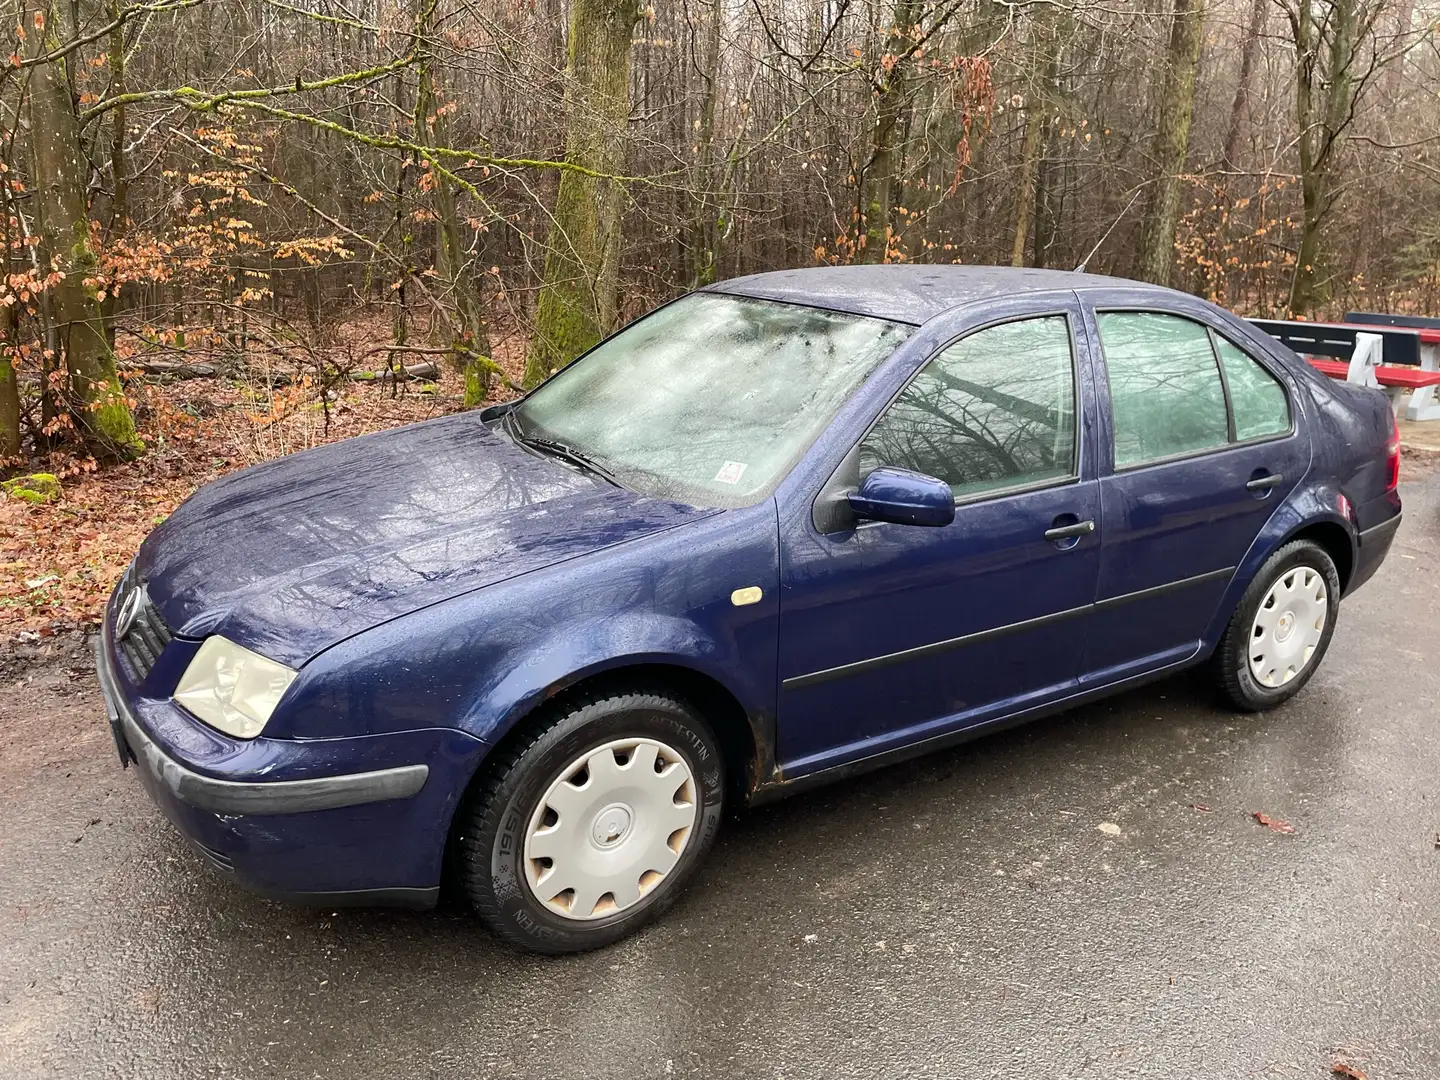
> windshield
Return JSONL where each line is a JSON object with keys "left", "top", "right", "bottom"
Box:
{"left": 512, "top": 293, "right": 912, "bottom": 506}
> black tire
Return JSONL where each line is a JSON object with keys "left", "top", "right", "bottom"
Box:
{"left": 456, "top": 686, "right": 724, "bottom": 954}
{"left": 1213, "top": 539, "right": 1341, "bottom": 712}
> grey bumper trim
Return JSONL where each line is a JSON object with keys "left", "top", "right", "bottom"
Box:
{"left": 93, "top": 635, "right": 428, "bottom": 816}
{"left": 1358, "top": 511, "right": 1402, "bottom": 546}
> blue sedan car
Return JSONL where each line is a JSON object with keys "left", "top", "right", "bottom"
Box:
{"left": 96, "top": 266, "right": 1403, "bottom": 952}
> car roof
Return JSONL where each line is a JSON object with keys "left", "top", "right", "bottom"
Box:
{"left": 706, "top": 264, "right": 1151, "bottom": 325}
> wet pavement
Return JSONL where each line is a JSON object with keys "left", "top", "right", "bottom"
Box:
{"left": 2, "top": 473, "right": 1438, "bottom": 1080}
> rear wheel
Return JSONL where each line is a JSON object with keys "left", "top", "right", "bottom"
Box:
{"left": 457, "top": 687, "right": 724, "bottom": 954}
{"left": 1214, "top": 539, "right": 1341, "bottom": 712}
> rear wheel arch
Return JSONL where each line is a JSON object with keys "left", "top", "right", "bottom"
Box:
{"left": 1213, "top": 536, "right": 1341, "bottom": 711}
{"left": 1281, "top": 519, "right": 1354, "bottom": 594}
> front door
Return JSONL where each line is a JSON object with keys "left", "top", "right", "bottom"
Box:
{"left": 777, "top": 304, "right": 1104, "bottom": 773}
{"left": 1082, "top": 306, "right": 1310, "bottom": 681}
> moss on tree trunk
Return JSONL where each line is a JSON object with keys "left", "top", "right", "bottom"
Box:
{"left": 26, "top": 0, "right": 141, "bottom": 456}
{"left": 523, "top": 0, "right": 642, "bottom": 388}
{"left": 0, "top": 354, "right": 18, "bottom": 459}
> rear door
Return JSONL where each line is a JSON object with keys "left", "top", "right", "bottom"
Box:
{"left": 1081, "top": 297, "right": 1310, "bottom": 682}
{"left": 776, "top": 295, "right": 1103, "bottom": 772}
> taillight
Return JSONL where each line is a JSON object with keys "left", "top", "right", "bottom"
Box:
{"left": 1384, "top": 410, "right": 1401, "bottom": 493}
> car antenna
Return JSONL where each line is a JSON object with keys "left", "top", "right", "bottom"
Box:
{"left": 1074, "top": 190, "right": 1142, "bottom": 273}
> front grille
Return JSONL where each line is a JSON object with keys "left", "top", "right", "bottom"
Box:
{"left": 113, "top": 562, "right": 174, "bottom": 681}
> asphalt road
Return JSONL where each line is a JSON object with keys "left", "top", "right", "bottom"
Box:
{"left": 3, "top": 472, "right": 1438, "bottom": 1080}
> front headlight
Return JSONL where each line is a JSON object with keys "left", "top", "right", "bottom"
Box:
{"left": 173, "top": 636, "right": 297, "bottom": 739}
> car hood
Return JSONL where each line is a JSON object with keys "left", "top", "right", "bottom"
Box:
{"left": 137, "top": 412, "right": 715, "bottom": 667}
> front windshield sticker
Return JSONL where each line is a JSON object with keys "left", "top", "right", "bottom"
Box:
{"left": 714, "top": 461, "right": 748, "bottom": 485}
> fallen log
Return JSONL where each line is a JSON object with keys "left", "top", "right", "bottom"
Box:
{"left": 121, "top": 356, "right": 441, "bottom": 385}
{"left": 350, "top": 361, "right": 439, "bottom": 382}
{"left": 122, "top": 360, "right": 220, "bottom": 378}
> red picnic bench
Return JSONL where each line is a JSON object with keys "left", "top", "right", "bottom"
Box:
{"left": 1247, "top": 317, "right": 1440, "bottom": 420}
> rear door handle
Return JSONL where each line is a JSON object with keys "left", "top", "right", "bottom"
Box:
{"left": 1246, "top": 473, "right": 1284, "bottom": 491}
{"left": 1044, "top": 519, "right": 1096, "bottom": 541}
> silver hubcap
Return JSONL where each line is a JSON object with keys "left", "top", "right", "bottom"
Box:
{"left": 523, "top": 738, "right": 697, "bottom": 921}
{"left": 1249, "top": 565, "right": 1328, "bottom": 688}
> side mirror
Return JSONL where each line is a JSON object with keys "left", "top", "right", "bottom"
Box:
{"left": 848, "top": 467, "right": 955, "bottom": 527}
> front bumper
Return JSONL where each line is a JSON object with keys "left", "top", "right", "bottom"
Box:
{"left": 95, "top": 628, "right": 481, "bottom": 908}
{"left": 95, "top": 636, "right": 428, "bottom": 815}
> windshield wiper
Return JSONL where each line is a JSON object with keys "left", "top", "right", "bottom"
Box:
{"left": 526, "top": 437, "right": 622, "bottom": 487}
{"left": 504, "top": 412, "right": 622, "bottom": 488}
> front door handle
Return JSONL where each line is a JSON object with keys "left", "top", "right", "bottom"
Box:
{"left": 1044, "top": 519, "right": 1096, "bottom": 541}
{"left": 1246, "top": 473, "right": 1285, "bottom": 492}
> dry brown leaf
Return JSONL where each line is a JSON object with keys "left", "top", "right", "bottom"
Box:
{"left": 1331, "top": 1062, "right": 1368, "bottom": 1079}
{"left": 1252, "top": 812, "right": 1296, "bottom": 834}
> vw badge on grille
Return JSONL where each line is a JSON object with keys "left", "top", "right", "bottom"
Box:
{"left": 115, "top": 583, "right": 147, "bottom": 641}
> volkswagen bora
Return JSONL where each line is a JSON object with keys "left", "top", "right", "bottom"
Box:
{"left": 96, "top": 266, "right": 1403, "bottom": 953}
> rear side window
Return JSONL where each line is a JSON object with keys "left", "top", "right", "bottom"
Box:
{"left": 1097, "top": 312, "right": 1229, "bottom": 468}
{"left": 1214, "top": 335, "right": 1290, "bottom": 440}
{"left": 861, "top": 315, "right": 1077, "bottom": 499}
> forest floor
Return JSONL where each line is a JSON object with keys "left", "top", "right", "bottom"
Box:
{"left": 0, "top": 316, "right": 528, "bottom": 641}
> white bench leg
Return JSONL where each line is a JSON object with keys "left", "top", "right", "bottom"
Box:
{"left": 1347, "top": 333, "right": 1383, "bottom": 388}
{"left": 1405, "top": 342, "right": 1440, "bottom": 421}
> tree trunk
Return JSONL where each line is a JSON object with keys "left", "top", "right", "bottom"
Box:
{"left": 1222, "top": 0, "right": 1267, "bottom": 167}
{"left": 0, "top": 304, "right": 18, "bottom": 458}
{"left": 858, "top": 0, "right": 922, "bottom": 264}
{"left": 523, "top": 0, "right": 641, "bottom": 387}
{"left": 390, "top": 65, "right": 412, "bottom": 361}
{"left": 100, "top": 0, "right": 128, "bottom": 350}
{"left": 1135, "top": 0, "right": 1205, "bottom": 286}
{"left": 1011, "top": 106, "right": 1044, "bottom": 267}
{"left": 1033, "top": 145, "right": 1059, "bottom": 268}
{"left": 1382, "top": 0, "right": 1414, "bottom": 114}
{"left": 689, "top": 0, "right": 723, "bottom": 287}
{"left": 26, "top": 0, "right": 141, "bottom": 454}
{"left": 414, "top": 18, "right": 494, "bottom": 406}
{"left": 1287, "top": 0, "right": 1360, "bottom": 315}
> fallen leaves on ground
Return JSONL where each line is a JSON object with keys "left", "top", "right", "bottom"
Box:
{"left": 1190, "top": 803, "right": 1212, "bottom": 813}
{"left": 0, "top": 357, "right": 524, "bottom": 641}
{"left": 1331, "top": 1062, "right": 1369, "bottom": 1079}
{"left": 1253, "top": 811, "right": 1296, "bottom": 834}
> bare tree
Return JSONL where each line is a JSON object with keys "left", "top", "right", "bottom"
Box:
{"left": 524, "top": 0, "right": 644, "bottom": 386}
{"left": 1136, "top": 0, "right": 1206, "bottom": 286}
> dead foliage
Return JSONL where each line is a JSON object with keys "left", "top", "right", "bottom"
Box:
{"left": 1, "top": 340, "right": 522, "bottom": 640}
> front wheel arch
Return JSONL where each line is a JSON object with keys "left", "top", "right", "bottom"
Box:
{"left": 440, "top": 661, "right": 760, "bottom": 897}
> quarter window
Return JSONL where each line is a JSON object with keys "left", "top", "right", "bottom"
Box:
{"left": 1214, "top": 334, "right": 1290, "bottom": 440}
{"left": 1097, "top": 312, "right": 1230, "bottom": 468}
{"left": 861, "top": 316, "right": 1077, "bottom": 500}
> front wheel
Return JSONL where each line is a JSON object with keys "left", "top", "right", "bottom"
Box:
{"left": 457, "top": 687, "right": 724, "bottom": 954}
{"left": 1213, "top": 539, "right": 1341, "bottom": 712}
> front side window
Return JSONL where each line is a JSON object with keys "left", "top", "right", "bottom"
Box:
{"left": 1214, "top": 335, "right": 1290, "bottom": 440}
{"left": 512, "top": 293, "right": 912, "bottom": 506}
{"left": 860, "top": 315, "right": 1077, "bottom": 500}
{"left": 1097, "top": 312, "right": 1230, "bottom": 468}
